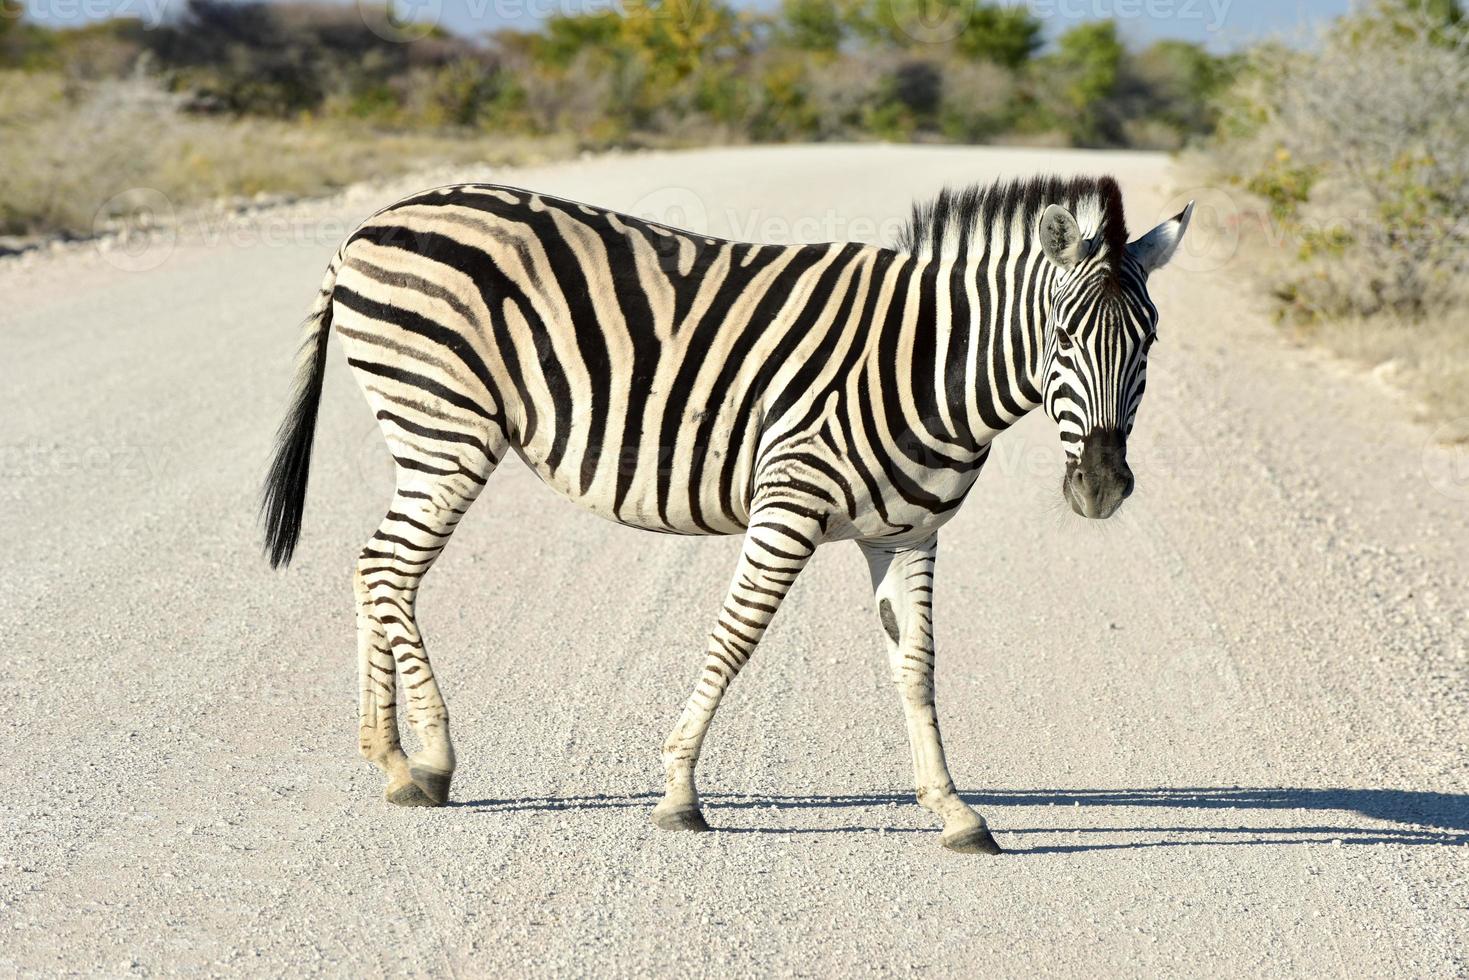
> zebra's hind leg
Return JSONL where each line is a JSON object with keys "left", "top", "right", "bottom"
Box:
{"left": 859, "top": 535, "right": 1001, "bottom": 855}
{"left": 355, "top": 450, "right": 496, "bottom": 807}
{"left": 652, "top": 501, "right": 824, "bottom": 832}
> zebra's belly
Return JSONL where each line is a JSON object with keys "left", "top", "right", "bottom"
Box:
{"left": 515, "top": 425, "right": 982, "bottom": 541}
{"left": 510, "top": 422, "right": 757, "bottom": 537}
{"left": 820, "top": 457, "right": 985, "bottom": 544}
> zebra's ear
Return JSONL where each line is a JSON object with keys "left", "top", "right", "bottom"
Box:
{"left": 1128, "top": 201, "right": 1194, "bottom": 274}
{"left": 1037, "top": 204, "right": 1084, "bottom": 270}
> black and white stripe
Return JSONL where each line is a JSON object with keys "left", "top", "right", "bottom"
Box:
{"left": 261, "top": 175, "right": 1191, "bottom": 848}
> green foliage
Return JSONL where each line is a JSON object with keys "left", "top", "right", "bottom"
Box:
{"left": 0, "top": 0, "right": 17, "bottom": 42}
{"left": 865, "top": 59, "right": 942, "bottom": 138}
{"left": 0, "top": 0, "right": 67, "bottom": 70}
{"left": 845, "top": 0, "right": 1036, "bottom": 62}
{"left": 1133, "top": 41, "right": 1230, "bottom": 113}
{"left": 1241, "top": 151, "right": 1318, "bottom": 222}
{"left": 749, "top": 56, "right": 818, "bottom": 139}
{"left": 1040, "top": 21, "right": 1125, "bottom": 145}
{"left": 0, "top": 0, "right": 1230, "bottom": 152}
{"left": 1056, "top": 21, "right": 1124, "bottom": 101}
{"left": 534, "top": 12, "right": 625, "bottom": 69}
{"left": 779, "top": 0, "right": 845, "bottom": 52}
{"left": 953, "top": 5, "right": 1042, "bottom": 68}
{"left": 418, "top": 59, "right": 505, "bottom": 128}
{"left": 618, "top": 0, "right": 752, "bottom": 81}
{"left": 1344, "top": 0, "right": 1463, "bottom": 43}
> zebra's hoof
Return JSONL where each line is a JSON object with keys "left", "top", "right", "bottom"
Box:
{"left": 941, "top": 826, "right": 1003, "bottom": 855}
{"left": 386, "top": 780, "right": 439, "bottom": 807}
{"left": 407, "top": 763, "right": 453, "bottom": 806}
{"left": 651, "top": 804, "right": 711, "bottom": 832}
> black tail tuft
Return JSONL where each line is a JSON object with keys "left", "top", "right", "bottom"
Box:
{"left": 261, "top": 291, "right": 334, "bottom": 568}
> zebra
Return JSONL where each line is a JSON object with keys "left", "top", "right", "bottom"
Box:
{"left": 261, "top": 174, "right": 1191, "bottom": 854}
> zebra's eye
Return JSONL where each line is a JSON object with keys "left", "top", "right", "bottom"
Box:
{"left": 1056, "top": 330, "right": 1075, "bottom": 351}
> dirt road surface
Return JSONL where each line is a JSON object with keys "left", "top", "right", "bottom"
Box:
{"left": 3, "top": 145, "right": 1465, "bottom": 976}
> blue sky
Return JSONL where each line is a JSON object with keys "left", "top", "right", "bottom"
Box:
{"left": 22, "top": 0, "right": 1353, "bottom": 50}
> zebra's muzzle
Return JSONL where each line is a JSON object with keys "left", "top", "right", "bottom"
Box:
{"left": 1063, "top": 428, "right": 1134, "bottom": 520}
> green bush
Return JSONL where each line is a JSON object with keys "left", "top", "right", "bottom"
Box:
{"left": 141, "top": 0, "right": 489, "bottom": 118}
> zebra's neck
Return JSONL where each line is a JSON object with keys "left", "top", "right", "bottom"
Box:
{"left": 890, "top": 247, "right": 1055, "bottom": 458}
{"left": 888, "top": 176, "right": 1131, "bottom": 463}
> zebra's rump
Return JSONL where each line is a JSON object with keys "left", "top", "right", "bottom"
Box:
{"left": 330, "top": 182, "right": 882, "bottom": 536}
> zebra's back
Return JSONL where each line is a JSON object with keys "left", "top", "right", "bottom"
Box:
{"left": 332, "top": 183, "right": 892, "bottom": 536}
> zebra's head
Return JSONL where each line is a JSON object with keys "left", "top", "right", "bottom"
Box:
{"left": 1036, "top": 200, "right": 1193, "bottom": 519}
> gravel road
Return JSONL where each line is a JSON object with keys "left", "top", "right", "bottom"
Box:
{"left": 3, "top": 145, "right": 1465, "bottom": 977}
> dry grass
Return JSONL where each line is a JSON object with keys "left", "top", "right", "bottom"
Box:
{"left": 0, "top": 72, "right": 571, "bottom": 239}
{"left": 1292, "top": 315, "right": 1469, "bottom": 439}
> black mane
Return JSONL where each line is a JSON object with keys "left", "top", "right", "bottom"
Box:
{"left": 894, "top": 175, "right": 1129, "bottom": 271}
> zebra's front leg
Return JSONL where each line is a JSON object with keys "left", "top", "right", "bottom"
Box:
{"left": 652, "top": 504, "right": 823, "bottom": 832}
{"left": 859, "top": 535, "right": 1001, "bottom": 855}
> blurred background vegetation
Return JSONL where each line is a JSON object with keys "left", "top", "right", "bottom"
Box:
{"left": 1196, "top": 0, "right": 1469, "bottom": 426}
{"left": 0, "top": 0, "right": 1463, "bottom": 421}
{"left": 0, "top": 0, "right": 1236, "bottom": 237}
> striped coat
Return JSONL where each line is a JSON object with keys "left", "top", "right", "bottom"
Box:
{"left": 262, "top": 175, "right": 1191, "bottom": 853}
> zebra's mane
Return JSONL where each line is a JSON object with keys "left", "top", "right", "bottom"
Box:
{"left": 894, "top": 175, "right": 1129, "bottom": 271}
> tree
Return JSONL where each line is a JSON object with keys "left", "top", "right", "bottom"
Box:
{"left": 618, "top": 0, "right": 749, "bottom": 81}
{"left": 1124, "top": 39, "right": 1234, "bottom": 135}
{"left": 954, "top": 5, "right": 1041, "bottom": 68}
{"left": 533, "top": 12, "right": 624, "bottom": 69}
{"left": 1, "top": 0, "right": 33, "bottom": 67}
{"left": 780, "top": 0, "right": 844, "bottom": 52}
{"left": 1040, "top": 20, "right": 1125, "bottom": 145}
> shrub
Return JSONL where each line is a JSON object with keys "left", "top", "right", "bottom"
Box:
{"left": 798, "top": 51, "right": 889, "bottom": 140}
{"left": 938, "top": 58, "right": 1017, "bottom": 141}
{"left": 1210, "top": 0, "right": 1469, "bottom": 319}
{"left": 143, "top": 0, "right": 487, "bottom": 117}
{"left": 1115, "top": 40, "right": 1237, "bottom": 149}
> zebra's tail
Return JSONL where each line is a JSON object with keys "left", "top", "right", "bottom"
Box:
{"left": 261, "top": 251, "right": 342, "bottom": 569}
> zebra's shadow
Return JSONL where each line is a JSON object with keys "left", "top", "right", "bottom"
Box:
{"left": 454, "top": 786, "right": 1469, "bottom": 852}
